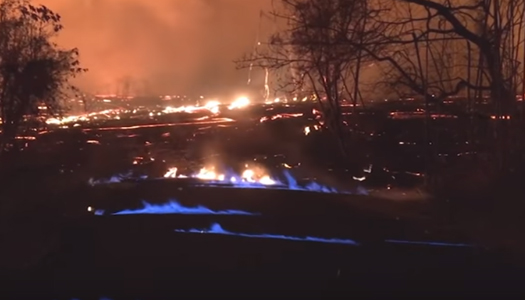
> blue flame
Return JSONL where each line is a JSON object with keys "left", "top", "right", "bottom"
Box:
{"left": 174, "top": 223, "right": 473, "bottom": 248}
{"left": 88, "top": 168, "right": 362, "bottom": 195}
{"left": 184, "top": 169, "right": 349, "bottom": 194}
{"left": 88, "top": 175, "right": 125, "bottom": 186}
{"left": 175, "top": 223, "right": 360, "bottom": 245}
{"left": 282, "top": 171, "right": 339, "bottom": 193}
{"left": 384, "top": 239, "right": 473, "bottom": 248}
{"left": 112, "top": 200, "right": 258, "bottom": 216}
{"left": 197, "top": 170, "right": 347, "bottom": 194}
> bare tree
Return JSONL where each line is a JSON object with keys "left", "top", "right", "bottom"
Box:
{"left": 237, "top": 0, "right": 385, "bottom": 160}
{"left": 0, "top": 0, "right": 85, "bottom": 153}
{"left": 360, "top": 0, "right": 525, "bottom": 170}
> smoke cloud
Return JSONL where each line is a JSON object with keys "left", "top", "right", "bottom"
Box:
{"left": 38, "top": 0, "right": 272, "bottom": 96}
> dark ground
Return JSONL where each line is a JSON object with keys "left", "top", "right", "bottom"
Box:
{"left": 1, "top": 102, "right": 525, "bottom": 299}
{"left": 1, "top": 184, "right": 524, "bottom": 299}
{"left": 3, "top": 189, "right": 524, "bottom": 299}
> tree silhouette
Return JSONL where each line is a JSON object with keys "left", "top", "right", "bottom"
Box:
{"left": 236, "top": 0, "right": 384, "bottom": 160}
{"left": 0, "top": 0, "right": 86, "bottom": 153}
{"left": 361, "top": 0, "right": 525, "bottom": 170}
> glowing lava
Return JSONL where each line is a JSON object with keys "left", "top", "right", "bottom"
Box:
{"left": 203, "top": 100, "right": 221, "bottom": 114}
{"left": 163, "top": 104, "right": 217, "bottom": 114}
{"left": 175, "top": 223, "right": 360, "bottom": 245}
{"left": 228, "top": 97, "right": 250, "bottom": 110}
{"left": 46, "top": 98, "right": 253, "bottom": 126}
{"left": 111, "top": 200, "right": 257, "bottom": 216}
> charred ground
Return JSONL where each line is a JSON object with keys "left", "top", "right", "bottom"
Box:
{"left": 0, "top": 99, "right": 524, "bottom": 298}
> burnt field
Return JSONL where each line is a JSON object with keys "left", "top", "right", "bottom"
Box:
{"left": 4, "top": 186, "right": 523, "bottom": 299}
{"left": 8, "top": 101, "right": 484, "bottom": 190}
{"left": 1, "top": 101, "right": 524, "bottom": 298}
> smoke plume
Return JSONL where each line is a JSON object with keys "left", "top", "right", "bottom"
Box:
{"left": 38, "top": 0, "right": 271, "bottom": 96}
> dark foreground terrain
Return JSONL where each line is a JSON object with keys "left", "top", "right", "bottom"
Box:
{"left": 2, "top": 183, "right": 523, "bottom": 299}
{"left": 2, "top": 101, "right": 525, "bottom": 299}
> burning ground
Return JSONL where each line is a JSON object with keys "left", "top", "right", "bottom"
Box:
{"left": 1, "top": 97, "right": 524, "bottom": 298}
{"left": 4, "top": 95, "right": 510, "bottom": 226}
{"left": 23, "top": 97, "right": 438, "bottom": 200}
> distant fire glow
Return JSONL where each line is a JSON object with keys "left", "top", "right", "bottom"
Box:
{"left": 46, "top": 109, "right": 118, "bottom": 125}
{"left": 228, "top": 96, "right": 250, "bottom": 110}
{"left": 175, "top": 223, "right": 360, "bottom": 245}
{"left": 204, "top": 100, "right": 221, "bottom": 114}
{"left": 163, "top": 103, "right": 219, "bottom": 115}
{"left": 46, "top": 99, "right": 252, "bottom": 126}
{"left": 260, "top": 113, "right": 303, "bottom": 123}
{"left": 111, "top": 200, "right": 257, "bottom": 216}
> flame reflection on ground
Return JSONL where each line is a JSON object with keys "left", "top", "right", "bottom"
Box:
{"left": 175, "top": 223, "right": 360, "bottom": 246}
{"left": 111, "top": 200, "right": 257, "bottom": 216}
